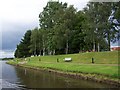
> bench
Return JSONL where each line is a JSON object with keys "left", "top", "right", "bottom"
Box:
{"left": 64, "top": 58, "right": 72, "bottom": 62}
{"left": 31, "top": 55, "right": 34, "bottom": 57}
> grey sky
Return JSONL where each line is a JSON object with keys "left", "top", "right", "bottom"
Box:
{"left": 0, "top": 0, "right": 89, "bottom": 58}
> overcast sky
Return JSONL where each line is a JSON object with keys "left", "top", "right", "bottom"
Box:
{"left": 0, "top": 0, "right": 90, "bottom": 58}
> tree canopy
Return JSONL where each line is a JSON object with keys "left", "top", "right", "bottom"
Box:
{"left": 14, "top": 1, "right": 120, "bottom": 58}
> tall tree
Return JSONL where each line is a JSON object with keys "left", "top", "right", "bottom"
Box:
{"left": 100, "top": 2, "right": 120, "bottom": 50}
{"left": 39, "top": 1, "right": 68, "bottom": 55}
{"left": 82, "top": 2, "right": 119, "bottom": 51}
{"left": 29, "top": 28, "right": 39, "bottom": 56}
{"left": 63, "top": 5, "right": 77, "bottom": 54}
{"left": 83, "top": 2, "right": 102, "bottom": 51}
{"left": 14, "top": 30, "right": 31, "bottom": 58}
{"left": 38, "top": 29, "right": 43, "bottom": 56}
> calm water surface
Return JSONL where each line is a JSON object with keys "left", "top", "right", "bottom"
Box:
{"left": 0, "top": 60, "right": 117, "bottom": 89}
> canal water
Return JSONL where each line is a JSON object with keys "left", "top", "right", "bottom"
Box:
{"left": 0, "top": 61, "right": 117, "bottom": 89}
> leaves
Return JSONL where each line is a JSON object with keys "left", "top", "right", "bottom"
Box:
{"left": 15, "top": 1, "right": 120, "bottom": 58}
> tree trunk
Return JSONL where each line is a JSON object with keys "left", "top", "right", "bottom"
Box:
{"left": 53, "top": 49, "right": 55, "bottom": 55}
{"left": 107, "top": 32, "right": 111, "bottom": 51}
{"left": 43, "top": 39, "right": 45, "bottom": 56}
{"left": 34, "top": 42, "right": 36, "bottom": 56}
{"left": 93, "top": 41, "right": 95, "bottom": 52}
{"left": 49, "top": 49, "right": 52, "bottom": 55}
{"left": 97, "top": 43, "right": 100, "bottom": 52}
{"left": 66, "top": 39, "right": 68, "bottom": 54}
{"left": 108, "top": 39, "right": 111, "bottom": 51}
{"left": 39, "top": 50, "right": 41, "bottom": 56}
{"left": 43, "top": 48, "right": 45, "bottom": 56}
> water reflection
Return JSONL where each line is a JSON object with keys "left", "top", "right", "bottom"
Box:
{"left": 1, "top": 61, "right": 24, "bottom": 89}
{"left": 1, "top": 61, "right": 117, "bottom": 89}
{"left": 0, "top": 61, "right": 2, "bottom": 90}
{"left": 15, "top": 66, "right": 113, "bottom": 88}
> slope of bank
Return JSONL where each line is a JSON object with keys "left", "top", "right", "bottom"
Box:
{"left": 7, "top": 51, "right": 120, "bottom": 87}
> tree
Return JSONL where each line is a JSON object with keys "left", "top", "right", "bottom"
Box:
{"left": 108, "top": 2, "right": 120, "bottom": 43}
{"left": 62, "top": 5, "right": 77, "bottom": 54}
{"left": 38, "top": 29, "right": 43, "bottom": 56}
{"left": 82, "top": 2, "right": 103, "bottom": 52}
{"left": 15, "top": 1, "right": 120, "bottom": 58}
{"left": 82, "top": 2, "right": 119, "bottom": 51}
{"left": 70, "top": 11, "right": 86, "bottom": 53}
{"left": 100, "top": 2, "right": 120, "bottom": 51}
{"left": 29, "top": 28, "right": 39, "bottom": 56}
{"left": 39, "top": 1, "right": 68, "bottom": 55}
{"left": 14, "top": 30, "right": 31, "bottom": 58}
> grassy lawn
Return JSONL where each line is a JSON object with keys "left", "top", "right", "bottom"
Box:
{"left": 8, "top": 51, "right": 119, "bottom": 79}
{"left": 28, "top": 50, "right": 119, "bottom": 64}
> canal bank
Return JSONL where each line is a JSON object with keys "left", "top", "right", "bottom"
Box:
{"left": 7, "top": 61, "right": 120, "bottom": 88}
{"left": 1, "top": 60, "right": 117, "bottom": 89}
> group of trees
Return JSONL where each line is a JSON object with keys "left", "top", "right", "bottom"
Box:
{"left": 15, "top": 1, "right": 120, "bottom": 58}
{"left": 83, "top": 2, "right": 120, "bottom": 51}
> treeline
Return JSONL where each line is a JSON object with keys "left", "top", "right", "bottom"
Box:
{"left": 2, "top": 58, "right": 14, "bottom": 60}
{"left": 15, "top": 1, "right": 120, "bottom": 58}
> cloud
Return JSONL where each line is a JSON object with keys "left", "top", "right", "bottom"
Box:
{"left": 0, "top": 0, "right": 89, "bottom": 23}
{"left": 0, "top": 50, "right": 14, "bottom": 58}
{"left": 0, "top": 0, "right": 48, "bottom": 23}
{"left": 0, "top": 0, "right": 89, "bottom": 58}
{"left": 60, "top": 0, "right": 89, "bottom": 10}
{"left": 2, "top": 21, "right": 37, "bottom": 50}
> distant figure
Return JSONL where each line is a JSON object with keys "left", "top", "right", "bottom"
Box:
{"left": 57, "top": 58, "right": 59, "bottom": 62}
{"left": 92, "top": 57, "right": 94, "bottom": 63}
{"left": 29, "top": 59, "right": 30, "bottom": 61}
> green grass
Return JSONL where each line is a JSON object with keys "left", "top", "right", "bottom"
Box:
{"left": 27, "top": 50, "right": 119, "bottom": 64}
{"left": 8, "top": 51, "right": 119, "bottom": 79}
